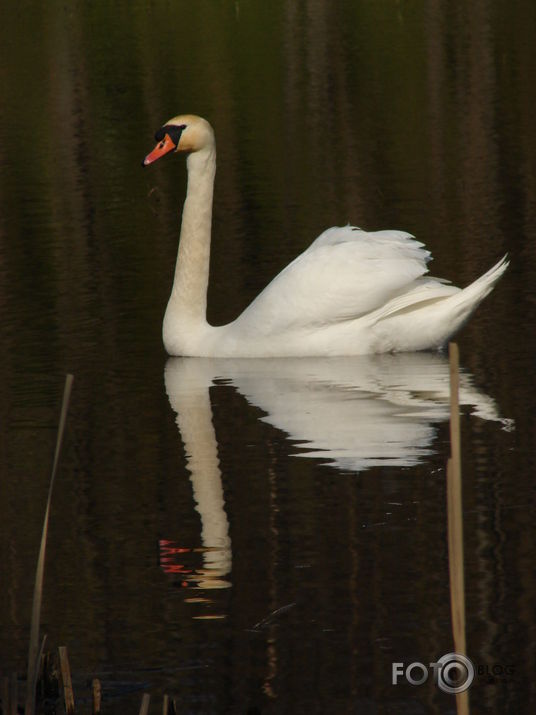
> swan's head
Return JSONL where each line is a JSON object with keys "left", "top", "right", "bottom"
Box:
{"left": 143, "top": 114, "right": 214, "bottom": 166}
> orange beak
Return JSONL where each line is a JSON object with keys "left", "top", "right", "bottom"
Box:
{"left": 143, "top": 133, "right": 177, "bottom": 166}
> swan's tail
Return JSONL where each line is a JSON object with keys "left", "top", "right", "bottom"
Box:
{"left": 370, "top": 255, "right": 509, "bottom": 350}
{"left": 432, "top": 254, "right": 509, "bottom": 343}
{"left": 449, "top": 254, "right": 509, "bottom": 312}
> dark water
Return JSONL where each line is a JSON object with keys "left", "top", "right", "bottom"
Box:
{"left": 1, "top": 2, "right": 535, "bottom": 713}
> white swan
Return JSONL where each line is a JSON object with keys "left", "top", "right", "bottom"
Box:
{"left": 144, "top": 114, "right": 508, "bottom": 357}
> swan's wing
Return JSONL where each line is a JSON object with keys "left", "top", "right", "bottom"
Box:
{"left": 233, "top": 226, "right": 433, "bottom": 336}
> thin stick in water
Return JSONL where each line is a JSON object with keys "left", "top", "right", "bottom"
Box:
{"left": 447, "top": 344, "right": 469, "bottom": 715}
{"left": 58, "top": 646, "right": 75, "bottom": 714}
{"left": 24, "top": 375, "right": 74, "bottom": 715}
{"left": 447, "top": 343, "right": 465, "bottom": 653}
{"left": 92, "top": 678, "right": 102, "bottom": 714}
{"left": 139, "top": 693, "right": 151, "bottom": 715}
{"left": 449, "top": 342, "right": 461, "bottom": 469}
{"left": 250, "top": 602, "right": 296, "bottom": 631}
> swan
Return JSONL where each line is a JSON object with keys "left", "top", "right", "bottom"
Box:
{"left": 143, "top": 114, "right": 508, "bottom": 357}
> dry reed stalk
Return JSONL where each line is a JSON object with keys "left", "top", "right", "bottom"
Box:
{"left": 139, "top": 693, "right": 151, "bottom": 715}
{"left": 447, "top": 344, "right": 470, "bottom": 715}
{"left": 92, "top": 678, "right": 102, "bottom": 714}
{"left": 163, "top": 694, "right": 178, "bottom": 714}
{"left": 447, "top": 343, "right": 466, "bottom": 653}
{"left": 58, "top": 646, "right": 75, "bottom": 714}
{"left": 24, "top": 375, "right": 74, "bottom": 715}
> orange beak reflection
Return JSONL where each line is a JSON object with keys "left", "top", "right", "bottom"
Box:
{"left": 143, "top": 133, "right": 177, "bottom": 166}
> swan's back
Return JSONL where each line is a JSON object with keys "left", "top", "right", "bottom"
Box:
{"left": 232, "top": 226, "right": 445, "bottom": 337}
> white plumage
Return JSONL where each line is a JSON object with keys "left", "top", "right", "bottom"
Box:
{"left": 143, "top": 115, "right": 508, "bottom": 357}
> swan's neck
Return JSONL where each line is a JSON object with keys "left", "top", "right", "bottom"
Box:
{"left": 166, "top": 147, "right": 216, "bottom": 328}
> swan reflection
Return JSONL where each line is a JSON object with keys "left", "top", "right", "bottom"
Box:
{"left": 163, "top": 352, "right": 510, "bottom": 604}
{"left": 165, "top": 352, "right": 510, "bottom": 473}
{"left": 163, "top": 359, "right": 232, "bottom": 595}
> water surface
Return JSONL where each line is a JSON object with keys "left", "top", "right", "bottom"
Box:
{"left": 1, "top": 2, "right": 535, "bottom": 713}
